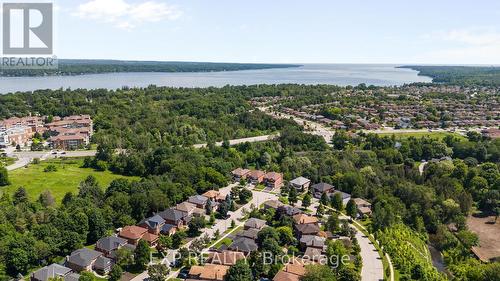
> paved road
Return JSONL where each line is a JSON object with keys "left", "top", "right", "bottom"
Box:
{"left": 193, "top": 134, "right": 279, "bottom": 149}
{"left": 131, "top": 185, "right": 279, "bottom": 281}
{"left": 5, "top": 150, "right": 97, "bottom": 171}
{"left": 304, "top": 198, "right": 385, "bottom": 281}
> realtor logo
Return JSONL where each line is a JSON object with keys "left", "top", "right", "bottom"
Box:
{"left": 2, "top": 2, "right": 53, "bottom": 55}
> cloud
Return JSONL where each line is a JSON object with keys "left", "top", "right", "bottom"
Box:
{"left": 417, "top": 28, "right": 500, "bottom": 64}
{"left": 74, "top": 0, "right": 182, "bottom": 29}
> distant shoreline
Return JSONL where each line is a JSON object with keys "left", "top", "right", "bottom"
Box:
{"left": 0, "top": 59, "right": 302, "bottom": 77}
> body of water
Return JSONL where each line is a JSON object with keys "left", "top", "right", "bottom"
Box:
{"left": 0, "top": 64, "right": 432, "bottom": 93}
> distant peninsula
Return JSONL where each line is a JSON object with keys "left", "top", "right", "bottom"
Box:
{"left": 400, "top": 65, "right": 500, "bottom": 86}
{"left": 0, "top": 59, "right": 301, "bottom": 77}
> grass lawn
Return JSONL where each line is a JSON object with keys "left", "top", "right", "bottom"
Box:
{"left": 377, "top": 131, "right": 466, "bottom": 141}
{"left": 2, "top": 158, "right": 139, "bottom": 203}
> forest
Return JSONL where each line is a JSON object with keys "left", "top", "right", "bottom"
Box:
{"left": 0, "top": 60, "right": 300, "bottom": 77}
{"left": 401, "top": 65, "right": 500, "bottom": 86}
{"left": 0, "top": 84, "right": 499, "bottom": 280}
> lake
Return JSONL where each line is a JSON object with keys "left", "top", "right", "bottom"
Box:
{"left": 0, "top": 64, "right": 432, "bottom": 94}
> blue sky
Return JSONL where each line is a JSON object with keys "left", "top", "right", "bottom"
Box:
{"left": 52, "top": 0, "right": 500, "bottom": 64}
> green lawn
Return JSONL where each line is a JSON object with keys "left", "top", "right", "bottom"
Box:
{"left": 2, "top": 158, "right": 139, "bottom": 203}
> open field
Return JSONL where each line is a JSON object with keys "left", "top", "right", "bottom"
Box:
{"left": 467, "top": 214, "right": 500, "bottom": 262}
{"left": 1, "top": 158, "right": 139, "bottom": 203}
{"left": 377, "top": 131, "right": 466, "bottom": 140}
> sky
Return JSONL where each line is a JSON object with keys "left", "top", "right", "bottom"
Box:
{"left": 45, "top": 0, "right": 500, "bottom": 64}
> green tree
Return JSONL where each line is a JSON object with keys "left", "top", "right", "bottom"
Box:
{"left": 226, "top": 260, "right": 253, "bottom": 281}
{"left": 289, "top": 187, "right": 298, "bottom": 206}
{"left": 109, "top": 265, "right": 123, "bottom": 281}
{"left": 13, "top": 187, "right": 28, "bottom": 205}
{"left": 302, "top": 193, "right": 312, "bottom": 208}
{"left": 78, "top": 272, "right": 95, "bottom": 281}
{"left": 346, "top": 199, "right": 357, "bottom": 218}
{"left": 148, "top": 264, "right": 170, "bottom": 281}
{"left": 301, "top": 264, "right": 337, "bottom": 281}
{"left": 188, "top": 216, "right": 206, "bottom": 237}
{"left": 134, "top": 240, "right": 151, "bottom": 270}
{"left": 326, "top": 213, "right": 340, "bottom": 233}
{"left": 331, "top": 192, "right": 343, "bottom": 211}
{"left": 0, "top": 167, "right": 10, "bottom": 186}
{"left": 38, "top": 190, "right": 55, "bottom": 207}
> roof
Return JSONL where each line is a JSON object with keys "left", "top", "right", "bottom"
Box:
{"left": 263, "top": 200, "right": 283, "bottom": 209}
{"left": 295, "top": 224, "right": 320, "bottom": 235}
{"left": 96, "top": 236, "right": 127, "bottom": 252}
{"left": 293, "top": 214, "right": 319, "bottom": 225}
{"left": 202, "top": 190, "right": 220, "bottom": 199}
{"left": 68, "top": 248, "right": 102, "bottom": 267}
{"left": 161, "top": 224, "right": 177, "bottom": 233}
{"left": 31, "top": 264, "right": 72, "bottom": 281}
{"left": 244, "top": 218, "right": 266, "bottom": 229}
{"left": 208, "top": 251, "right": 246, "bottom": 266}
{"left": 289, "top": 177, "right": 310, "bottom": 186}
{"left": 311, "top": 182, "right": 334, "bottom": 192}
{"left": 248, "top": 170, "right": 265, "bottom": 178}
{"left": 158, "top": 208, "right": 185, "bottom": 221}
{"left": 353, "top": 198, "right": 371, "bottom": 207}
{"left": 237, "top": 228, "right": 260, "bottom": 240}
{"left": 142, "top": 232, "right": 159, "bottom": 243}
{"left": 280, "top": 205, "right": 302, "bottom": 216}
{"left": 64, "top": 273, "right": 80, "bottom": 281}
{"left": 231, "top": 168, "right": 250, "bottom": 176}
{"left": 303, "top": 247, "right": 325, "bottom": 261}
{"left": 333, "top": 190, "right": 351, "bottom": 200}
{"left": 175, "top": 201, "right": 197, "bottom": 213}
{"left": 229, "top": 237, "right": 258, "bottom": 253}
{"left": 264, "top": 172, "right": 283, "bottom": 181}
{"left": 94, "top": 256, "right": 112, "bottom": 270}
{"left": 188, "top": 264, "right": 229, "bottom": 281}
{"left": 300, "top": 235, "right": 326, "bottom": 248}
{"left": 140, "top": 215, "right": 166, "bottom": 229}
{"left": 188, "top": 195, "right": 209, "bottom": 206}
{"left": 273, "top": 271, "right": 300, "bottom": 281}
{"left": 119, "top": 226, "right": 148, "bottom": 240}
{"left": 284, "top": 258, "right": 309, "bottom": 276}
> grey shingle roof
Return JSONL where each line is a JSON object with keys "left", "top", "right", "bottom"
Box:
{"left": 244, "top": 218, "right": 266, "bottom": 229}
{"left": 188, "top": 195, "right": 208, "bottom": 206}
{"left": 94, "top": 256, "right": 112, "bottom": 270}
{"left": 31, "top": 264, "right": 72, "bottom": 281}
{"left": 68, "top": 248, "right": 102, "bottom": 267}
{"left": 229, "top": 237, "right": 258, "bottom": 253}
{"left": 96, "top": 236, "right": 127, "bottom": 252}
{"left": 158, "top": 208, "right": 184, "bottom": 221}
{"left": 64, "top": 273, "right": 80, "bottom": 281}
{"left": 140, "top": 214, "right": 166, "bottom": 229}
{"left": 289, "top": 177, "right": 310, "bottom": 186}
{"left": 311, "top": 183, "right": 334, "bottom": 192}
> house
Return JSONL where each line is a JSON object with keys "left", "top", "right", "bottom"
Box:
{"left": 142, "top": 232, "right": 159, "bottom": 247}
{"left": 332, "top": 190, "right": 351, "bottom": 206}
{"left": 295, "top": 224, "right": 320, "bottom": 237}
{"left": 175, "top": 201, "right": 197, "bottom": 217}
{"left": 289, "top": 177, "right": 311, "bottom": 192}
{"left": 66, "top": 248, "right": 111, "bottom": 274}
{"left": 244, "top": 218, "right": 267, "bottom": 230}
{"left": 248, "top": 170, "right": 265, "bottom": 184}
{"left": 160, "top": 224, "right": 177, "bottom": 236}
{"left": 303, "top": 247, "right": 326, "bottom": 262}
{"left": 299, "top": 235, "right": 326, "bottom": 249}
{"left": 263, "top": 199, "right": 283, "bottom": 210}
{"left": 202, "top": 190, "right": 221, "bottom": 201}
{"left": 50, "top": 134, "right": 88, "bottom": 150}
{"left": 30, "top": 264, "right": 77, "bottom": 281}
{"left": 278, "top": 205, "right": 302, "bottom": 217}
{"left": 118, "top": 226, "right": 148, "bottom": 245}
{"left": 139, "top": 215, "right": 166, "bottom": 235}
{"left": 188, "top": 264, "right": 229, "bottom": 281}
{"left": 353, "top": 198, "right": 372, "bottom": 217}
{"left": 273, "top": 258, "right": 309, "bottom": 281}
{"left": 158, "top": 208, "right": 185, "bottom": 228}
{"left": 231, "top": 168, "right": 251, "bottom": 182}
{"left": 311, "top": 183, "right": 334, "bottom": 198}
{"left": 207, "top": 251, "right": 246, "bottom": 266}
{"left": 229, "top": 237, "right": 258, "bottom": 254}
{"left": 292, "top": 214, "right": 319, "bottom": 225}
{"left": 188, "top": 195, "right": 209, "bottom": 209}
{"left": 237, "top": 228, "right": 260, "bottom": 240}
{"left": 95, "top": 236, "right": 128, "bottom": 258}
{"left": 264, "top": 172, "right": 283, "bottom": 190}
